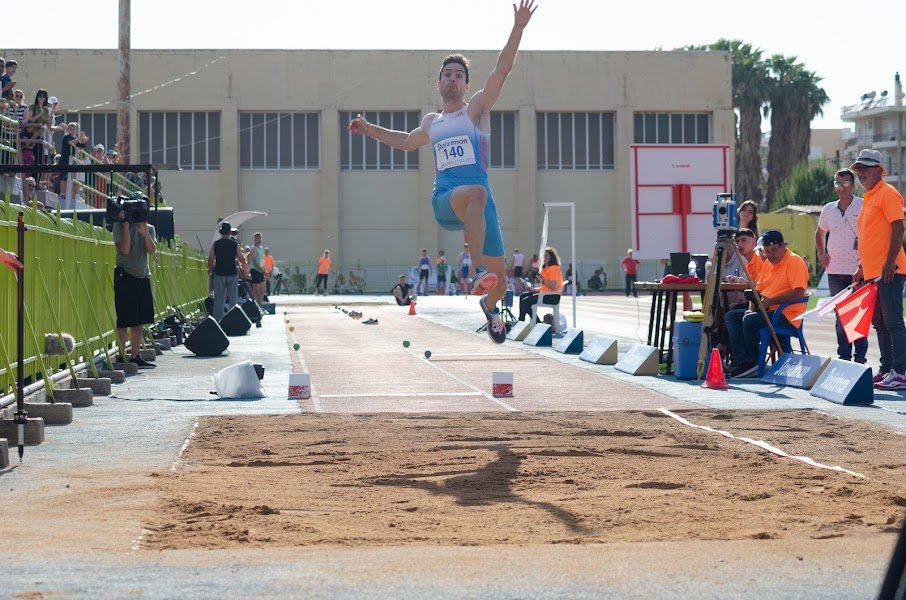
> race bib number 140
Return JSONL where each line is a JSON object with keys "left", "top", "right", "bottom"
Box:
{"left": 434, "top": 135, "right": 476, "bottom": 171}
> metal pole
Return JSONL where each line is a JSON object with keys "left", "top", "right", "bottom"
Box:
{"left": 15, "top": 212, "right": 26, "bottom": 462}
{"left": 116, "top": 0, "right": 131, "bottom": 159}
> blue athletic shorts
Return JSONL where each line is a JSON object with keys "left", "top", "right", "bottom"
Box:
{"left": 431, "top": 179, "right": 505, "bottom": 258}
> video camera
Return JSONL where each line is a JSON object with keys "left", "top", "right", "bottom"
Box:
{"left": 106, "top": 192, "right": 149, "bottom": 225}
{"left": 712, "top": 192, "right": 739, "bottom": 232}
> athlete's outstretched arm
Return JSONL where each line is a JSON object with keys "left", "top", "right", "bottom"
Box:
{"left": 470, "top": 0, "right": 538, "bottom": 114}
{"left": 348, "top": 113, "right": 432, "bottom": 152}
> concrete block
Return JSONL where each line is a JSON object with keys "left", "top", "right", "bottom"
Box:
{"left": 24, "top": 402, "right": 73, "bottom": 425}
{"left": 95, "top": 369, "right": 126, "bottom": 383}
{"left": 0, "top": 417, "right": 45, "bottom": 446}
{"left": 71, "top": 378, "right": 112, "bottom": 396}
{"left": 112, "top": 361, "right": 139, "bottom": 374}
{"left": 0, "top": 438, "right": 8, "bottom": 467}
{"left": 169, "top": 335, "right": 178, "bottom": 346}
{"left": 50, "top": 388, "right": 93, "bottom": 407}
{"left": 139, "top": 349, "right": 157, "bottom": 362}
{"left": 156, "top": 338, "right": 171, "bottom": 351}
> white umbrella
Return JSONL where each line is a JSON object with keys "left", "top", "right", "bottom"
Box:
{"left": 210, "top": 211, "right": 268, "bottom": 246}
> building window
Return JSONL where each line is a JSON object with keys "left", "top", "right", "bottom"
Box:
{"left": 52, "top": 112, "right": 117, "bottom": 156}
{"left": 633, "top": 112, "right": 711, "bottom": 144}
{"left": 239, "top": 112, "right": 320, "bottom": 170}
{"left": 339, "top": 111, "right": 420, "bottom": 170}
{"left": 536, "top": 112, "right": 614, "bottom": 170}
{"left": 490, "top": 111, "right": 517, "bottom": 168}
{"left": 138, "top": 111, "right": 221, "bottom": 170}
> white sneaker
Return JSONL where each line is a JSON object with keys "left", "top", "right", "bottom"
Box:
{"left": 876, "top": 370, "right": 906, "bottom": 390}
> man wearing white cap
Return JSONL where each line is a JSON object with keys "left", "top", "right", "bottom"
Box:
{"left": 850, "top": 149, "right": 906, "bottom": 389}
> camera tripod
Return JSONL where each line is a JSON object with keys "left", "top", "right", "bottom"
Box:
{"left": 695, "top": 230, "right": 781, "bottom": 379}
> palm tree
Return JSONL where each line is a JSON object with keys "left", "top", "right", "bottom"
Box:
{"left": 680, "top": 40, "right": 770, "bottom": 208}
{"left": 765, "top": 55, "right": 830, "bottom": 207}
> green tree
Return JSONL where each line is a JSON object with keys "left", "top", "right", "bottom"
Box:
{"left": 772, "top": 160, "right": 836, "bottom": 208}
{"left": 765, "top": 56, "right": 830, "bottom": 205}
{"left": 680, "top": 40, "right": 771, "bottom": 208}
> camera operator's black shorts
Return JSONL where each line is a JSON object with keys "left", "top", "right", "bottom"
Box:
{"left": 250, "top": 268, "right": 265, "bottom": 284}
{"left": 114, "top": 267, "right": 154, "bottom": 328}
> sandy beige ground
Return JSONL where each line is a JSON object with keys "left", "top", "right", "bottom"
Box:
{"left": 144, "top": 409, "right": 906, "bottom": 550}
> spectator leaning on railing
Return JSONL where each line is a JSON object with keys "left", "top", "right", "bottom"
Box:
{"left": 1, "top": 59, "right": 17, "bottom": 101}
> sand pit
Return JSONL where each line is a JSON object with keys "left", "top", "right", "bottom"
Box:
{"left": 144, "top": 409, "right": 906, "bottom": 550}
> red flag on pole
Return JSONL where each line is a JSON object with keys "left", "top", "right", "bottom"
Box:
{"left": 835, "top": 282, "right": 877, "bottom": 344}
{"left": 0, "top": 249, "right": 23, "bottom": 272}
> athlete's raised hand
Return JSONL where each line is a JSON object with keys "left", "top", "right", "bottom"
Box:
{"left": 513, "top": 0, "right": 537, "bottom": 28}
{"left": 348, "top": 114, "right": 369, "bottom": 136}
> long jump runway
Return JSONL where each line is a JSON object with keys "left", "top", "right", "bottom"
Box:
{"left": 286, "top": 302, "right": 697, "bottom": 414}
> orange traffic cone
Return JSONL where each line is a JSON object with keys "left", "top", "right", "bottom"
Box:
{"left": 702, "top": 348, "right": 729, "bottom": 389}
{"left": 408, "top": 300, "right": 416, "bottom": 315}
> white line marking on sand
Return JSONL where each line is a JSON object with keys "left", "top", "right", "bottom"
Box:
{"left": 658, "top": 408, "right": 866, "bottom": 479}
{"left": 170, "top": 419, "right": 199, "bottom": 472}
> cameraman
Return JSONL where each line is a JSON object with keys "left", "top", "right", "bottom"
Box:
{"left": 113, "top": 202, "right": 157, "bottom": 368}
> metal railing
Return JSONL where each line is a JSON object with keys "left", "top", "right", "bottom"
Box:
{"left": 0, "top": 114, "right": 19, "bottom": 166}
{"left": 0, "top": 193, "right": 207, "bottom": 398}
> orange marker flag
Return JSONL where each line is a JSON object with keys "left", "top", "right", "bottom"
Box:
{"left": 835, "top": 282, "right": 877, "bottom": 344}
{"left": 0, "top": 249, "right": 23, "bottom": 272}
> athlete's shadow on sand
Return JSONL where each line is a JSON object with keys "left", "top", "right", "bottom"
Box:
{"left": 370, "top": 444, "right": 590, "bottom": 534}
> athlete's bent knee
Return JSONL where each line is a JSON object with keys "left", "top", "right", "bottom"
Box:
{"left": 466, "top": 186, "right": 487, "bottom": 208}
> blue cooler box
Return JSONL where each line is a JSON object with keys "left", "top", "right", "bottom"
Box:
{"left": 673, "top": 320, "right": 702, "bottom": 379}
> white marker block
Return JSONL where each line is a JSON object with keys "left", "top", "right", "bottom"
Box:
{"left": 492, "top": 371, "right": 514, "bottom": 398}
{"left": 288, "top": 373, "right": 311, "bottom": 399}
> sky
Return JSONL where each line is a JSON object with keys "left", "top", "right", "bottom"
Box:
{"left": 4, "top": 0, "right": 903, "bottom": 131}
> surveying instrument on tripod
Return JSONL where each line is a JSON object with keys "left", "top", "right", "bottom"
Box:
{"left": 695, "top": 193, "right": 782, "bottom": 379}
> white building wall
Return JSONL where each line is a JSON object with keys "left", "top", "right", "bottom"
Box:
{"left": 8, "top": 48, "right": 734, "bottom": 266}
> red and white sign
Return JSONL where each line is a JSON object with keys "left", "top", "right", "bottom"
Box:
{"left": 630, "top": 145, "right": 730, "bottom": 259}
{"left": 288, "top": 373, "right": 311, "bottom": 400}
{"left": 492, "top": 371, "right": 513, "bottom": 398}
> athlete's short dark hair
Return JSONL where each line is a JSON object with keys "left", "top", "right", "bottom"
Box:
{"left": 439, "top": 54, "right": 470, "bottom": 84}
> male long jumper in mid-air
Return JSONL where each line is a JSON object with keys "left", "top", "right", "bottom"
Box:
{"left": 348, "top": 0, "right": 538, "bottom": 343}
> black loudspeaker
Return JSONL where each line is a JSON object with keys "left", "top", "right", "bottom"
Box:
{"left": 241, "top": 298, "right": 262, "bottom": 323}
{"left": 184, "top": 316, "right": 230, "bottom": 356}
{"left": 220, "top": 305, "right": 252, "bottom": 336}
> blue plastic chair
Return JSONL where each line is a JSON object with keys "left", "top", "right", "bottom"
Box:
{"left": 757, "top": 294, "right": 810, "bottom": 377}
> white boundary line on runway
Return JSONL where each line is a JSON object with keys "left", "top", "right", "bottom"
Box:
{"left": 658, "top": 408, "right": 866, "bottom": 479}
{"left": 319, "top": 392, "right": 484, "bottom": 398}
{"left": 420, "top": 355, "right": 520, "bottom": 412}
{"left": 426, "top": 352, "right": 543, "bottom": 362}
{"left": 288, "top": 328, "right": 322, "bottom": 413}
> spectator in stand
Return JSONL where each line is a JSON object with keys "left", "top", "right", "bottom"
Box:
{"left": 20, "top": 90, "right": 51, "bottom": 175}
{"left": 529, "top": 253, "right": 541, "bottom": 284}
{"left": 263, "top": 247, "right": 275, "bottom": 297}
{"left": 19, "top": 177, "right": 45, "bottom": 210}
{"left": 316, "top": 249, "right": 331, "bottom": 295}
{"left": 437, "top": 250, "right": 447, "bottom": 296}
{"left": 1, "top": 60, "right": 17, "bottom": 101}
{"left": 91, "top": 143, "right": 105, "bottom": 161}
{"left": 13, "top": 90, "right": 26, "bottom": 121}
{"left": 105, "top": 148, "right": 119, "bottom": 164}
{"left": 621, "top": 249, "right": 640, "bottom": 297}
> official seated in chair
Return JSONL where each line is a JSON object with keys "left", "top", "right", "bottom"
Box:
{"left": 518, "top": 246, "right": 564, "bottom": 321}
{"left": 724, "top": 230, "right": 809, "bottom": 378}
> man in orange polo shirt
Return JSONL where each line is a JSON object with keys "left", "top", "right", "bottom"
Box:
{"left": 850, "top": 149, "right": 906, "bottom": 389}
{"left": 724, "top": 229, "right": 808, "bottom": 378}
